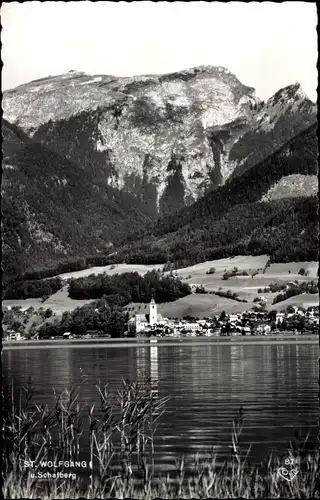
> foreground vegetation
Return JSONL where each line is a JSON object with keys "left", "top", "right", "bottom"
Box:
{"left": 2, "top": 378, "right": 319, "bottom": 499}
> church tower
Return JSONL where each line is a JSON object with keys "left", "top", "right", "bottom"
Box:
{"left": 149, "top": 297, "right": 157, "bottom": 326}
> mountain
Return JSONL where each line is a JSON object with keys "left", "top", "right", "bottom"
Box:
{"left": 3, "top": 67, "right": 316, "bottom": 218}
{"left": 114, "top": 124, "right": 319, "bottom": 266}
{"left": 1, "top": 119, "right": 151, "bottom": 283}
{"left": 2, "top": 67, "right": 317, "bottom": 283}
{"left": 227, "top": 82, "right": 316, "bottom": 180}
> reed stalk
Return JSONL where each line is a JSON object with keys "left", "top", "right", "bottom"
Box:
{"left": 2, "top": 377, "right": 319, "bottom": 499}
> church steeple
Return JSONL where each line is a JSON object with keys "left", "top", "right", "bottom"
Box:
{"left": 149, "top": 297, "right": 157, "bottom": 326}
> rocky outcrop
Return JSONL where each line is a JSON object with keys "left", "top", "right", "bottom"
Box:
{"left": 260, "top": 174, "right": 318, "bottom": 202}
{"left": 228, "top": 82, "right": 317, "bottom": 180}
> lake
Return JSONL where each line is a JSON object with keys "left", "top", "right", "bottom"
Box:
{"left": 2, "top": 339, "right": 319, "bottom": 472}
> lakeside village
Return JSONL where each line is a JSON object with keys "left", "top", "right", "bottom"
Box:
{"left": 129, "top": 298, "right": 318, "bottom": 337}
{"left": 4, "top": 298, "right": 319, "bottom": 341}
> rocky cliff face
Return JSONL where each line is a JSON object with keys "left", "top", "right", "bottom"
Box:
{"left": 115, "top": 124, "right": 318, "bottom": 267}
{"left": 4, "top": 66, "right": 315, "bottom": 216}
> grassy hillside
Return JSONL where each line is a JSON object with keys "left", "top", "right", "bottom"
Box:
{"left": 125, "top": 257, "right": 318, "bottom": 317}
{"left": 3, "top": 256, "right": 318, "bottom": 317}
{"left": 270, "top": 293, "right": 319, "bottom": 312}
{"left": 56, "top": 263, "right": 163, "bottom": 281}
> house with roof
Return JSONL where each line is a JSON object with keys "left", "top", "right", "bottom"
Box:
{"left": 5, "top": 330, "right": 26, "bottom": 341}
{"left": 256, "top": 324, "right": 271, "bottom": 335}
{"left": 242, "top": 326, "right": 252, "bottom": 335}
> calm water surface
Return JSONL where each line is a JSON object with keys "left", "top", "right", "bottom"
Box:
{"left": 3, "top": 341, "right": 319, "bottom": 471}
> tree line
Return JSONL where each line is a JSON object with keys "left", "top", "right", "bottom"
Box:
{"left": 3, "top": 277, "right": 63, "bottom": 300}
{"left": 68, "top": 270, "right": 191, "bottom": 303}
{"left": 272, "top": 281, "right": 318, "bottom": 304}
{"left": 38, "top": 300, "right": 129, "bottom": 339}
{"left": 110, "top": 196, "right": 318, "bottom": 269}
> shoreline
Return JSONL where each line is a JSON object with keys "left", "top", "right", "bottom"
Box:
{"left": 2, "top": 334, "right": 318, "bottom": 349}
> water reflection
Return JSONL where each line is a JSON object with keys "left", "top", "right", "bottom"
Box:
{"left": 2, "top": 343, "right": 318, "bottom": 468}
{"left": 150, "top": 345, "right": 159, "bottom": 394}
{"left": 136, "top": 347, "right": 149, "bottom": 381}
{"left": 135, "top": 345, "right": 159, "bottom": 396}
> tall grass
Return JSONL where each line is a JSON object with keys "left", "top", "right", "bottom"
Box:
{"left": 2, "top": 378, "right": 319, "bottom": 499}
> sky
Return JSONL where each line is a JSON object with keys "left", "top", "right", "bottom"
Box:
{"left": 1, "top": 1, "right": 318, "bottom": 101}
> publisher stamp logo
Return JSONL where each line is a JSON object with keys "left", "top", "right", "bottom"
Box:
{"left": 278, "top": 458, "right": 299, "bottom": 481}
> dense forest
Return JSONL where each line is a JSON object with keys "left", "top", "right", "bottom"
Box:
{"left": 3, "top": 277, "right": 63, "bottom": 300}
{"left": 2, "top": 119, "right": 152, "bottom": 284}
{"left": 5, "top": 255, "right": 116, "bottom": 284}
{"left": 5, "top": 193, "right": 317, "bottom": 292}
{"left": 38, "top": 300, "right": 129, "bottom": 339}
{"left": 229, "top": 110, "right": 316, "bottom": 179}
{"left": 68, "top": 270, "right": 191, "bottom": 303}
{"left": 112, "top": 195, "right": 318, "bottom": 268}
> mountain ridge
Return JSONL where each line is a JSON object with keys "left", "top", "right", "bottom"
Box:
{"left": 3, "top": 66, "right": 316, "bottom": 216}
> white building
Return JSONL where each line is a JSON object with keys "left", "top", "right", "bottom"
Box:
{"left": 63, "top": 331, "right": 74, "bottom": 339}
{"left": 183, "top": 322, "right": 199, "bottom": 331}
{"left": 149, "top": 298, "right": 157, "bottom": 326}
{"left": 242, "top": 326, "right": 252, "bottom": 335}
{"left": 229, "top": 314, "right": 239, "bottom": 323}
{"left": 257, "top": 324, "right": 271, "bottom": 335}
{"left": 276, "top": 312, "right": 285, "bottom": 324}
{"left": 6, "top": 331, "right": 23, "bottom": 341}
{"left": 128, "top": 298, "right": 164, "bottom": 334}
